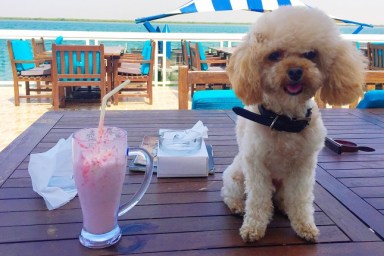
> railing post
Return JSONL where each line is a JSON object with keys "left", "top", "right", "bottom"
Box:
{"left": 162, "top": 39, "right": 167, "bottom": 86}
{"left": 153, "top": 39, "right": 159, "bottom": 87}
{"left": 178, "top": 65, "right": 189, "bottom": 110}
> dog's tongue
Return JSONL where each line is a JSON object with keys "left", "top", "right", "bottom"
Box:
{"left": 286, "top": 83, "right": 303, "bottom": 94}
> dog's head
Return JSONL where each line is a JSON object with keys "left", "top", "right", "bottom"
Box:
{"left": 227, "top": 6, "right": 365, "bottom": 113}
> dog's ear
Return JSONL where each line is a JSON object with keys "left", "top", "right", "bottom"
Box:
{"left": 319, "top": 41, "right": 365, "bottom": 105}
{"left": 227, "top": 41, "right": 263, "bottom": 105}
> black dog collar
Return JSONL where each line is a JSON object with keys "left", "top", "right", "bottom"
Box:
{"left": 232, "top": 105, "right": 312, "bottom": 133}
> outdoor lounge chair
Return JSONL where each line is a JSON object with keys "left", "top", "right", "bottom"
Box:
{"left": 7, "top": 39, "right": 52, "bottom": 106}
{"left": 51, "top": 44, "right": 106, "bottom": 110}
{"left": 113, "top": 40, "right": 155, "bottom": 105}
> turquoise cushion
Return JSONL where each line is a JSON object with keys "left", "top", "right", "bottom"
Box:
{"left": 197, "top": 42, "right": 208, "bottom": 71}
{"left": 11, "top": 40, "right": 35, "bottom": 71}
{"left": 55, "top": 36, "right": 64, "bottom": 45}
{"left": 192, "top": 89, "right": 244, "bottom": 110}
{"left": 356, "top": 90, "right": 384, "bottom": 108}
{"left": 140, "top": 40, "right": 151, "bottom": 75}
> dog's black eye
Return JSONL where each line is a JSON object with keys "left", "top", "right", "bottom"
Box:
{"left": 304, "top": 51, "right": 317, "bottom": 60}
{"left": 268, "top": 51, "right": 282, "bottom": 62}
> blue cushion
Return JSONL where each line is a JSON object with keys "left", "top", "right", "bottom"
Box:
{"left": 356, "top": 90, "right": 384, "bottom": 108}
{"left": 197, "top": 42, "right": 209, "bottom": 71}
{"left": 55, "top": 36, "right": 64, "bottom": 45}
{"left": 140, "top": 40, "right": 152, "bottom": 75}
{"left": 11, "top": 40, "right": 35, "bottom": 71}
{"left": 192, "top": 89, "right": 244, "bottom": 110}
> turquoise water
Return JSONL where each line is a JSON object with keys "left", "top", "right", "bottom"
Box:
{"left": 0, "top": 19, "right": 382, "bottom": 81}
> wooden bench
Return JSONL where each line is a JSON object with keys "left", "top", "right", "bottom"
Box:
{"left": 178, "top": 65, "right": 240, "bottom": 110}
{"left": 365, "top": 70, "right": 384, "bottom": 85}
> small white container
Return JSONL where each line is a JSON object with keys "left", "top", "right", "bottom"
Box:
{"left": 159, "top": 130, "right": 202, "bottom": 155}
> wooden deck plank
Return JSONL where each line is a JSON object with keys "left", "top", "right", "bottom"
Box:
{"left": 129, "top": 242, "right": 384, "bottom": 256}
{"left": 316, "top": 167, "right": 384, "bottom": 238}
{"left": 314, "top": 183, "right": 380, "bottom": 241}
{"left": 1, "top": 241, "right": 383, "bottom": 256}
{"left": 0, "top": 227, "right": 349, "bottom": 256}
{"left": 339, "top": 177, "right": 384, "bottom": 187}
{"left": 366, "top": 198, "right": 384, "bottom": 209}
{"left": 0, "top": 212, "right": 335, "bottom": 244}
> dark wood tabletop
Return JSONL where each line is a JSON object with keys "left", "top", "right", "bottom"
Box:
{"left": 1, "top": 109, "right": 384, "bottom": 255}
{"left": 209, "top": 47, "right": 236, "bottom": 55}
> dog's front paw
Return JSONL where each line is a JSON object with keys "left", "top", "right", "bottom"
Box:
{"left": 239, "top": 219, "right": 267, "bottom": 242}
{"left": 221, "top": 186, "right": 245, "bottom": 215}
{"left": 292, "top": 222, "right": 319, "bottom": 242}
{"left": 222, "top": 196, "right": 245, "bottom": 215}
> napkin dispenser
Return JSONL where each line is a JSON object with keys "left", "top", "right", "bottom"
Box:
{"left": 157, "top": 129, "right": 209, "bottom": 177}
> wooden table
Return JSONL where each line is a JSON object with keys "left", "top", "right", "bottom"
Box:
{"left": 1, "top": 109, "right": 384, "bottom": 255}
{"left": 209, "top": 46, "right": 236, "bottom": 59}
{"left": 104, "top": 46, "right": 125, "bottom": 93}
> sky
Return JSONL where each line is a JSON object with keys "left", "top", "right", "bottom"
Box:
{"left": 0, "top": 0, "right": 382, "bottom": 25}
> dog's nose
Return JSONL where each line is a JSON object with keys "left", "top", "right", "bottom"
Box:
{"left": 288, "top": 67, "right": 303, "bottom": 82}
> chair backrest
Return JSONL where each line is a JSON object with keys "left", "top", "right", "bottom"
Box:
{"left": 367, "top": 43, "right": 384, "bottom": 70}
{"left": 181, "top": 39, "right": 190, "bottom": 67}
{"left": 31, "top": 37, "right": 46, "bottom": 57}
{"left": 141, "top": 40, "right": 153, "bottom": 75}
{"left": 51, "top": 44, "right": 105, "bottom": 86}
{"left": 7, "top": 39, "right": 36, "bottom": 72}
{"left": 146, "top": 40, "right": 156, "bottom": 79}
{"left": 189, "top": 42, "right": 209, "bottom": 71}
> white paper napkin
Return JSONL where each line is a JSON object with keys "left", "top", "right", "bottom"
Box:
{"left": 28, "top": 135, "right": 77, "bottom": 210}
{"left": 190, "top": 120, "right": 208, "bottom": 138}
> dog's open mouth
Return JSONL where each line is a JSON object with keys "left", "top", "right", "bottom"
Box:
{"left": 284, "top": 83, "right": 303, "bottom": 95}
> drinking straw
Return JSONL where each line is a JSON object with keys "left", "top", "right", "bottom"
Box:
{"left": 98, "top": 80, "right": 131, "bottom": 135}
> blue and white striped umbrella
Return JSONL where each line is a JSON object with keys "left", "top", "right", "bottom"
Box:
{"left": 135, "top": 0, "right": 372, "bottom": 33}
{"left": 136, "top": 0, "right": 306, "bottom": 23}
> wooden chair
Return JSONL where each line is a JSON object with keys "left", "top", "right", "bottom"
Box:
{"left": 367, "top": 43, "right": 384, "bottom": 70}
{"left": 7, "top": 39, "right": 52, "bottom": 106}
{"left": 181, "top": 39, "right": 190, "bottom": 68}
{"left": 188, "top": 42, "right": 229, "bottom": 96}
{"left": 31, "top": 37, "right": 47, "bottom": 59}
{"left": 352, "top": 43, "right": 384, "bottom": 108}
{"left": 189, "top": 42, "right": 227, "bottom": 71}
{"left": 178, "top": 65, "right": 242, "bottom": 110}
{"left": 113, "top": 40, "right": 155, "bottom": 105}
{"left": 51, "top": 44, "right": 106, "bottom": 110}
{"left": 32, "top": 37, "right": 52, "bottom": 94}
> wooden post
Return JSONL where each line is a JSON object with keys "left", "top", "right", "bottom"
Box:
{"left": 178, "top": 65, "right": 189, "bottom": 110}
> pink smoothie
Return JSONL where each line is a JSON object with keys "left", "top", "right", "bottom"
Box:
{"left": 73, "top": 128, "right": 127, "bottom": 235}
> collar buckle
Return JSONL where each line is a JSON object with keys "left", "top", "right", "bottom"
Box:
{"left": 270, "top": 115, "right": 279, "bottom": 130}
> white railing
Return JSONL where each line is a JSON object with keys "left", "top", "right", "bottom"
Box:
{"left": 1, "top": 29, "right": 384, "bottom": 86}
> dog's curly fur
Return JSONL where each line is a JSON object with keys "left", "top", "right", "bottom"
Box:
{"left": 221, "top": 6, "right": 366, "bottom": 242}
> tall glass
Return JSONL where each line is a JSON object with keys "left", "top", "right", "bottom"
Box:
{"left": 72, "top": 127, "right": 153, "bottom": 248}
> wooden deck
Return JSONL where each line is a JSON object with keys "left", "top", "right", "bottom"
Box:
{"left": 0, "top": 109, "right": 384, "bottom": 255}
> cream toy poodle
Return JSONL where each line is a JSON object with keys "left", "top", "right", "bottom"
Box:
{"left": 221, "top": 6, "right": 365, "bottom": 242}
